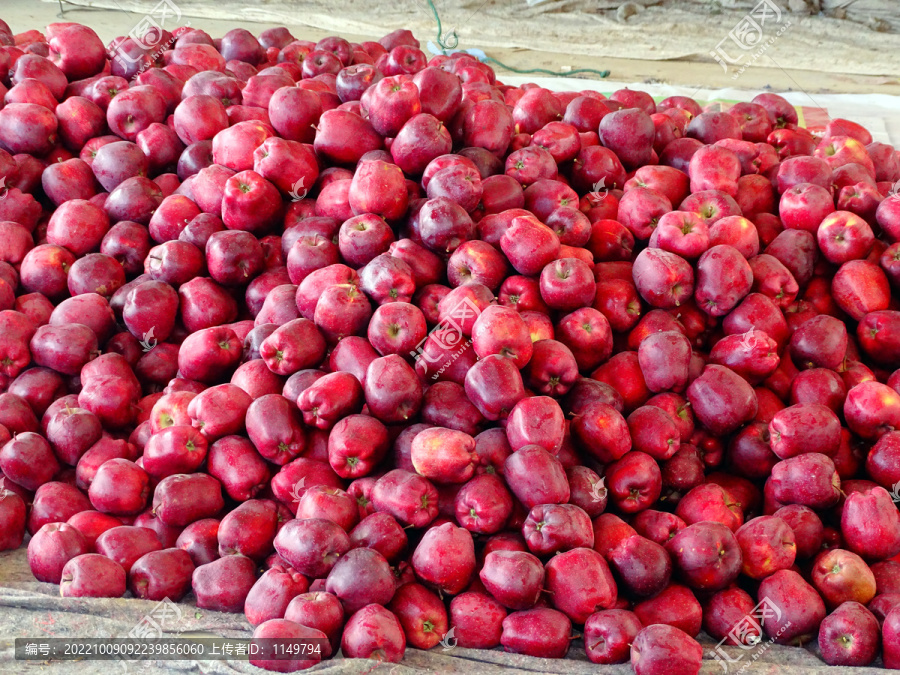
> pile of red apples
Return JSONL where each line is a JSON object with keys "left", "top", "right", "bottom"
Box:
{"left": 2, "top": 16, "right": 900, "bottom": 675}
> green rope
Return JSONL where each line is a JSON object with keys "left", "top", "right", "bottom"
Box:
{"left": 424, "top": 0, "right": 610, "bottom": 79}
{"left": 428, "top": 0, "right": 460, "bottom": 51}
{"left": 484, "top": 57, "right": 611, "bottom": 78}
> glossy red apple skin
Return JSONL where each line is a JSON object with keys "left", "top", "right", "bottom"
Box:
{"left": 471, "top": 304, "right": 533, "bottom": 369}
{"left": 687, "top": 111, "right": 741, "bottom": 144}
{"left": 630, "top": 624, "right": 703, "bottom": 675}
{"left": 735, "top": 515, "right": 797, "bottom": 579}
{"left": 606, "top": 451, "right": 662, "bottom": 514}
{"left": 609, "top": 534, "right": 671, "bottom": 598}
{"left": 841, "top": 486, "right": 900, "bottom": 561}
{"left": 500, "top": 607, "right": 572, "bottom": 659}
{"left": 790, "top": 314, "right": 848, "bottom": 371}
{"left": 818, "top": 601, "right": 880, "bottom": 667}
{"left": 500, "top": 216, "right": 560, "bottom": 277}
{"left": 665, "top": 521, "right": 741, "bottom": 592}
{"left": 584, "top": 609, "right": 642, "bottom": 664}
{"left": 449, "top": 591, "right": 506, "bottom": 649}
{"left": 27, "top": 522, "right": 90, "bottom": 584}
{"left": 0, "top": 103, "right": 59, "bottom": 156}
{"left": 479, "top": 550, "right": 544, "bottom": 610}
{"left": 757, "top": 569, "right": 826, "bottom": 646}
{"left": 687, "top": 365, "right": 758, "bottom": 436}
{"left": 504, "top": 443, "right": 570, "bottom": 511}
{"left": 632, "top": 248, "right": 694, "bottom": 309}
{"left": 599, "top": 108, "right": 654, "bottom": 170}
{"left": 637, "top": 330, "right": 692, "bottom": 394}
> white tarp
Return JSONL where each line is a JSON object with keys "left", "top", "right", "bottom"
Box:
{"left": 503, "top": 76, "right": 900, "bottom": 146}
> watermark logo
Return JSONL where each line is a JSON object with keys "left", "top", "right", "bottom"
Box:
{"left": 108, "top": 0, "right": 188, "bottom": 79}
{"left": 138, "top": 327, "right": 157, "bottom": 353}
{"left": 409, "top": 298, "right": 479, "bottom": 380}
{"left": 736, "top": 329, "right": 762, "bottom": 352}
{"left": 888, "top": 179, "right": 900, "bottom": 199}
{"left": 589, "top": 477, "right": 607, "bottom": 503}
{"left": 890, "top": 480, "right": 900, "bottom": 503}
{"left": 361, "top": 661, "right": 402, "bottom": 675}
{"left": 0, "top": 176, "right": 7, "bottom": 200}
{"left": 710, "top": 0, "right": 792, "bottom": 80}
{"left": 584, "top": 177, "right": 611, "bottom": 207}
{"left": 709, "top": 596, "right": 791, "bottom": 673}
{"left": 120, "top": 597, "right": 183, "bottom": 671}
{"left": 127, "top": 598, "right": 182, "bottom": 639}
{"left": 288, "top": 177, "right": 309, "bottom": 202}
{"left": 288, "top": 477, "right": 307, "bottom": 504}
{"left": 130, "top": 0, "right": 180, "bottom": 51}
{"left": 439, "top": 627, "right": 457, "bottom": 652}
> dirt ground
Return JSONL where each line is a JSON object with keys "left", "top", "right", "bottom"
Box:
{"left": 7, "top": 0, "right": 900, "bottom": 94}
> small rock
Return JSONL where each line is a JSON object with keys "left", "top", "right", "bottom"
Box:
{"left": 617, "top": 1, "right": 641, "bottom": 22}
